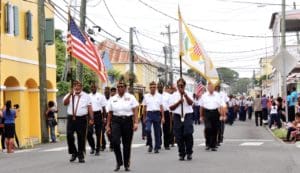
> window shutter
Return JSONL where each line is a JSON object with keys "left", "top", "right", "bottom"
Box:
{"left": 5, "top": 3, "right": 9, "bottom": 33}
{"left": 8, "top": 4, "right": 14, "bottom": 34}
{"left": 26, "top": 11, "right": 33, "bottom": 40}
{"left": 13, "top": 6, "right": 19, "bottom": 36}
{"left": 45, "top": 18, "right": 54, "bottom": 45}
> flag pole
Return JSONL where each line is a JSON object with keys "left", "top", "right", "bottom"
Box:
{"left": 178, "top": 6, "right": 184, "bottom": 121}
{"left": 68, "top": 1, "right": 76, "bottom": 121}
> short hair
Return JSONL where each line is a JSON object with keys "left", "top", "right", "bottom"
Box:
{"left": 72, "top": 80, "right": 82, "bottom": 86}
{"left": 48, "top": 101, "right": 55, "bottom": 107}
{"left": 117, "top": 80, "right": 127, "bottom": 87}
{"left": 177, "top": 78, "right": 186, "bottom": 86}
{"left": 110, "top": 87, "right": 116, "bottom": 92}
{"left": 149, "top": 81, "right": 157, "bottom": 86}
{"left": 296, "top": 112, "right": 300, "bottom": 118}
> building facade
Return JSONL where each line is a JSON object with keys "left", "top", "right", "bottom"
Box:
{"left": 0, "top": 0, "right": 56, "bottom": 147}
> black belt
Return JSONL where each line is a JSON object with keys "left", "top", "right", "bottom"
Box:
{"left": 67, "top": 115, "right": 88, "bottom": 120}
{"left": 204, "top": 109, "right": 218, "bottom": 112}
{"left": 147, "top": 110, "right": 160, "bottom": 113}
{"left": 93, "top": 110, "right": 101, "bottom": 114}
{"left": 112, "top": 115, "right": 133, "bottom": 119}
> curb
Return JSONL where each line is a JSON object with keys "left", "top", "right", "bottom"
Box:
{"left": 265, "top": 127, "right": 286, "bottom": 145}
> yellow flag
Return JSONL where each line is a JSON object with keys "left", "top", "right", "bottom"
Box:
{"left": 178, "top": 7, "right": 219, "bottom": 84}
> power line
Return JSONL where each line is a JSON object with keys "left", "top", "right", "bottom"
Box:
{"left": 135, "top": 30, "right": 168, "bottom": 44}
{"left": 137, "top": 0, "right": 296, "bottom": 38}
{"left": 207, "top": 46, "right": 273, "bottom": 54}
{"left": 102, "top": 0, "right": 129, "bottom": 33}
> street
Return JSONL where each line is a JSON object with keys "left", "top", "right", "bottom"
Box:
{"left": 1, "top": 120, "right": 300, "bottom": 173}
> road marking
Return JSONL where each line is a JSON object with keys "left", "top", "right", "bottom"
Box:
{"left": 42, "top": 147, "right": 67, "bottom": 152}
{"left": 194, "top": 138, "right": 273, "bottom": 142}
{"left": 132, "top": 144, "right": 145, "bottom": 148}
{"left": 15, "top": 148, "right": 40, "bottom": 153}
{"left": 198, "top": 143, "right": 206, "bottom": 146}
{"left": 240, "top": 142, "right": 264, "bottom": 146}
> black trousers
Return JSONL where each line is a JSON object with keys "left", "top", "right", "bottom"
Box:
{"left": 67, "top": 116, "right": 88, "bottom": 158}
{"left": 262, "top": 108, "right": 268, "bottom": 122}
{"left": 162, "top": 111, "right": 171, "bottom": 148}
{"left": 0, "top": 128, "right": 5, "bottom": 149}
{"left": 87, "top": 111, "right": 102, "bottom": 152}
{"left": 204, "top": 109, "right": 220, "bottom": 148}
{"left": 255, "top": 111, "right": 262, "bottom": 126}
{"left": 288, "top": 106, "right": 295, "bottom": 122}
{"left": 173, "top": 113, "right": 194, "bottom": 157}
{"left": 217, "top": 120, "right": 225, "bottom": 143}
{"left": 111, "top": 116, "right": 133, "bottom": 168}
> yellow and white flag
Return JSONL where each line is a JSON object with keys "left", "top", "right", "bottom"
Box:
{"left": 178, "top": 7, "right": 219, "bottom": 84}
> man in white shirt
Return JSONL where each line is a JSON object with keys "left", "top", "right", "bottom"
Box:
{"left": 199, "top": 82, "right": 225, "bottom": 151}
{"left": 143, "top": 81, "right": 165, "bottom": 153}
{"left": 158, "top": 82, "right": 172, "bottom": 150}
{"left": 239, "top": 95, "right": 247, "bottom": 121}
{"left": 227, "top": 95, "right": 235, "bottom": 125}
{"left": 169, "top": 78, "right": 194, "bottom": 161}
{"left": 87, "top": 82, "right": 107, "bottom": 156}
{"left": 215, "top": 84, "right": 229, "bottom": 145}
{"left": 63, "top": 80, "right": 94, "bottom": 163}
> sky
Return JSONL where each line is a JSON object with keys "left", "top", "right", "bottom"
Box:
{"left": 51, "top": 0, "right": 299, "bottom": 78}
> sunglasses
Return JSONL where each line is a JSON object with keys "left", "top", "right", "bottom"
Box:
{"left": 117, "top": 85, "right": 125, "bottom": 88}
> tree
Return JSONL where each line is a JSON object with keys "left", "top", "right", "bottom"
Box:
{"left": 231, "top": 78, "right": 251, "bottom": 95}
{"left": 217, "top": 67, "right": 239, "bottom": 84}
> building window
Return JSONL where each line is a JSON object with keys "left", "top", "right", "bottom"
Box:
{"left": 4, "top": 3, "right": 19, "bottom": 36}
{"left": 26, "top": 11, "right": 33, "bottom": 41}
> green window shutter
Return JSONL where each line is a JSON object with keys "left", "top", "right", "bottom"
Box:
{"left": 26, "top": 11, "right": 33, "bottom": 40}
{"left": 13, "top": 6, "right": 19, "bottom": 36}
{"left": 45, "top": 18, "right": 54, "bottom": 45}
{"left": 5, "top": 3, "right": 10, "bottom": 33}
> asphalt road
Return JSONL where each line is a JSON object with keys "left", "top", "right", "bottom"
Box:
{"left": 1, "top": 120, "right": 300, "bottom": 173}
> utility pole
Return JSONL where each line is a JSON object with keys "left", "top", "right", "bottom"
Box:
{"left": 161, "top": 25, "right": 177, "bottom": 86}
{"left": 281, "top": 0, "right": 288, "bottom": 121}
{"left": 38, "top": 0, "right": 48, "bottom": 143}
{"left": 129, "top": 27, "right": 135, "bottom": 93}
{"left": 163, "top": 46, "right": 168, "bottom": 83}
{"left": 77, "top": 0, "right": 87, "bottom": 82}
{"left": 294, "top": 2, "right": 300, "bottom": 53}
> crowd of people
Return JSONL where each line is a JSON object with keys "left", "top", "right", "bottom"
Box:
{"left": 1, "top": 78, "right": 300, "bottom": 172}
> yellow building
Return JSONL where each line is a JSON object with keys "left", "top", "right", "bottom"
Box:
{"left": 0, "top": 0, "right": 56, "bottom": 147}
{"left": 98, "top": 40, "right": 163, "bottom": 92}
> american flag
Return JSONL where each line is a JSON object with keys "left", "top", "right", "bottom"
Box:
{"left": 195, "top": 82, "right": 205, "bottom": 97}
{"left": 193, "top": 43, "right": 203, "bottom": 57}
{"left": 67, "top": 16, "right": 107, "bottom": 82}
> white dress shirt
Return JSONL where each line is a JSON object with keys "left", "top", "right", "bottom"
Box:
{"left": 169, "top": 91, "right": 193, "bottom": 115}
{"left": 64, "top": 91, "right": 92, "bottom": 116}
{"left": 199, "top": 91, "right": 226, "bottom": 110}
{"left": 142, "top": 93, "right": 163, "bottom": 111}
{"left": 246, "top": 100, "right": 254, "bottom": 107}
{"left": 89, "top": 92, "right": 107, "bottom": 112}
{"left": 108, "top": 92, "right": 138, "bottom": 116}
{"left": 160, "top": 92, "right": 171, "bottom": 111}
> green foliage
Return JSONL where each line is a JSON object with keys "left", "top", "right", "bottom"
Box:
{"left": 217, "top": 67, "right": 239, "bottom": 84}
{"left": 231, "top": 78, "right": 251, "bottom": 94}
{"left": 272, "top": 128, "right": 287, "bottom": 139}
{"left": 55, "top": 29, "right": 66, "bottom": 81}
{"left": 108, "top": 69, "right": 121, "bottom": 83}
{"left": 57, "top": 81, "right": 70, "bottom": 96}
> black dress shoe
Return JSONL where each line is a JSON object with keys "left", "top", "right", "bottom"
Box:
{"left": 187, "top": 154, "right": 192, "bottom": 161}
{"left": 90, "top": 150, "right": 95, "bottom": 155}
{"left": 114, "top": 165, "right": 121, "bottom": 172}
{"left": 179, "top": 156, "right": 185, "bottom": 161}
{"left": 95, "top": 151, "right": 100, "bottom": 156}
{"left": 125, "top": 167, "right": 131, "bottom": 172}
{"left": 78, "top": 158, "right": 85, "bottom": 163}
{"left": 211, "top": 148, "right": 217, "bottom": 151}
{"left": 154, "top": 149, "right": 159, "bottom": 153}
{"left": 148, "top": 146, "right": 153, "bottom": 153}
{"left": 165, "top": 147, "right": 170, "bottom": 150}
{"left": 205, "top": 147, "right": 210, "bottom": 151}
{"left": 69, "top": 154, "right": 77, "bottom": 162}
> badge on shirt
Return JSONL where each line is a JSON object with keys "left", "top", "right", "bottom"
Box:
{"left": 125, "top": 97, "right": 130, "bottom": 101}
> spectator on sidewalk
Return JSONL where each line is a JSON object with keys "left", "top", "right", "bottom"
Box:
{"left": 269, "top": 101, "right": 281, "bottom": 129}
{"left": 46, "top": 101, "right": 58, "bottom": 143}
{"left": 286, "top": 112, "right": 300, "bottom": 142}
{"left": 0, "top": 101, "right": 17, "bottom": 153}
